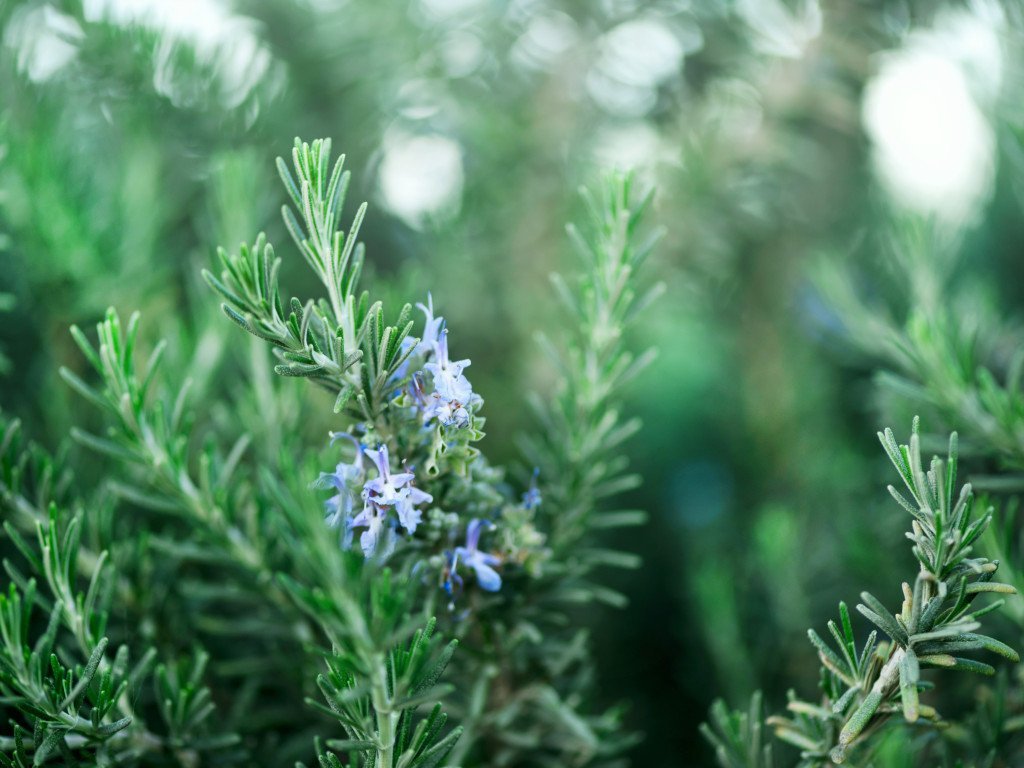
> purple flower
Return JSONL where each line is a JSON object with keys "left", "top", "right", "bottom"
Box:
{"left": 423, "top": 331, "right": 479, "bottom": 428}
{"left": 445, "top": 519, "right": 502, "bottom": 594}
{"left": 522, "top": 468, "right": 542, "bottom": 510}
{"left": 349, "top": 504, "right": 394, "bottom": 558}
{"left": 316, "top": 438, "right": 433, "bottom": 558}
{"left": 392, "top": 294, "right": 446, "bottom": 384}
{"left": 312, "top": 434, "right": 365, "bottom": 533}
{"left": 362, "top": 444, "right": 415, "bottom": 507}
{"left": 388, "top": 297, "right": 480, "bottom": 428}
{"left": 424, "top": 332, "right": 473, "bottom": 401}
{"left": 357, "top": 444, "right": 432, "bottom": 546}
{"left": 425, "top": 398, "right": 472, "bottom": 429}
{"left": 415, "top": 294, "right": 445, "bottom": 356}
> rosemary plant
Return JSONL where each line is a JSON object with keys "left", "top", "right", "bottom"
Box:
{"left": 811, "top": 221, "right": 1024, "bottom": 763}
{"left": 703, "top": 419, "right": 1019, "bottom": 766}
{"left": 0, "top": 413, "right": 243, "bottom": 766}
{"left": 0, "top": 139, "right": 658, "bottom": 766}
{"left": 815, "top": 225, "right": 1024, "bottom": 471}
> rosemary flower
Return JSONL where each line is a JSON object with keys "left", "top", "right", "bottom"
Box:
{"left": 522, "top": 468, "right": 542, "bottom": 510}
{"left": 312, "top": 433, "right": 364, "bottom": 533}
{"left": 423, "top": 331, "right": 478, "bottom": 428}
{"left": 445, "top": 519, "right": 502, "bottom": 595}
{"left": 393, "top": 294, "right": 446, "bottom": 383}
{"left": 353, "top": 444, "right": 432, "bottom": 556}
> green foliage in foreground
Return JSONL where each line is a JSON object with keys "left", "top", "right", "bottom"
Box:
{"left": 704, "top": 419, "right": 1021, "bottom": 766}
{"left": 0, "top": 139, "right": 659, "bottom": 767}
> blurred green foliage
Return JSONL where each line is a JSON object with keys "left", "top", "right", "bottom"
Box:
{"left": 3, "top": 0, "right": 1024, "bottom": 764}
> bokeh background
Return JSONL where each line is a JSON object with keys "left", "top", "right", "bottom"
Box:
{"left": 3, "top": 0, "right": 1024, "bottom": 764}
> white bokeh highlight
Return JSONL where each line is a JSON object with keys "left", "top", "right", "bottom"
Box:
{"left": 587, "top": 18, "right": 685, "bottom": 116}
{"left": 863, "top": 5, "right": 1003, "bottom": 223}
{"left": 378, "top": 133, "right": 464, "bottom": 229}
{"left": 737, "top": 0, "right": 822, "bottom": 59}
{"left": 4, "top": 6, "right": 83, "bottom": 82}
{"left": 83, "top": 0, "right": 271, "bottom": 106}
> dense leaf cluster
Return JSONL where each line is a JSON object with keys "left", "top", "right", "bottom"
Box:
{"left": 0, "top": 140, "right": 658, "bottom": 767}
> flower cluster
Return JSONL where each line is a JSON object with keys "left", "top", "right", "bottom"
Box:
{"left": 315, "top": 294, "right": 508, "bottom": 601}
{"left": 314, "top": 436, "right": 431, "bottom": 558}
{"left": 422, "top": 331, "right": 479, "bottom": 428}
{"left": 395, "top": 295, "right": 480, "bottom": 429}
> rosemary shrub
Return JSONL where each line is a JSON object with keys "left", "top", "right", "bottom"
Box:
{"left": 0, "top": 139, "right": 659, "bottom": 767}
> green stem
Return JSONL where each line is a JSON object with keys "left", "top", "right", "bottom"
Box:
{"left": 324, "top": 261, "right": 346, "bottom": 335}
{"left": 330, "top": 589, "right": 397, "bottom": 768}
{"left": 371, "top": 652, "right": 397, "bottom": 768}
